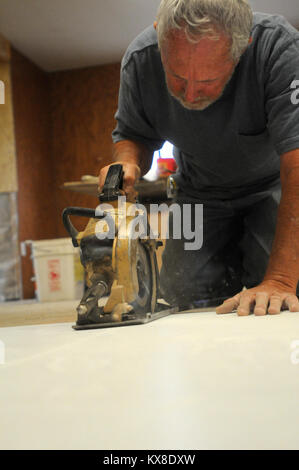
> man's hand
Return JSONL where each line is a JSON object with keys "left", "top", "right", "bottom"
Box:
{"left": 98, "top": 161, "right": 141, "bottom": 201}
{"left": 216, "top": 280, "right": 299, "bottom": 316}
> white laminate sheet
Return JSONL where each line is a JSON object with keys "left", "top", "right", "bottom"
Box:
{"left": 0, "top": 310, "right": 299, "bottom": 450}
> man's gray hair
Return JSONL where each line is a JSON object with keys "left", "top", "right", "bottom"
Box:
{"left": 156, "top": 0, "right": 253, "bottom": 61}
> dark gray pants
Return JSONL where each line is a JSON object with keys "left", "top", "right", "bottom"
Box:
{"left": 159, "top": 185, "right": 299, "bottom": 308}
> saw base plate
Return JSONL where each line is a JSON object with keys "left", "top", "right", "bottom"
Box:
{"left": 72, "top": 303, "right": 178, "bottom": 330}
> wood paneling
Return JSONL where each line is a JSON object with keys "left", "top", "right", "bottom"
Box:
{"left": 11, "top": 49, "right": 121, "bottom": 298}
{"left": 11, "top": 49, "right": 57, "bottom": 298}
{"left": 50, "top": 63, "right": 120, "bottom": 236}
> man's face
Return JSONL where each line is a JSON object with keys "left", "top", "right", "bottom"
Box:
{"left": 160, "top": 29, "right": 237, "bottom": 110}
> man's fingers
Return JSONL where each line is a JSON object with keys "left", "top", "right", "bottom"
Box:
{"left": 254, "top": 292, "right": 269, "bottom": 316}
{"left": 216, "top": 288, "right": 299, "bottom": 317}
{"left": 98, "top": 166, "right": 109, "bottom": 190}
{"left": 237, "top": 294, "right": 255, "bottom": 316}
{"left": 216, "top": 295, "right": 240, "bottom": 314}
{"left": 99, "top": 162, "right": 141, "bottom": 196}
{"left": 267, "top": 294, "right": 283, "bottom": 315}
{"left": 123, "top": 185, "right": 138, "bottom": 202}
{"left": 284, "top": 295, "right": 299, "bottom": 312}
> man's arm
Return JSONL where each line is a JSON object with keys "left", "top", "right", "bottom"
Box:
{"left": 216, "top": 148, "right": 299, "bottom": 315}
{"left": 112, "top": 139, "right": 154, "bottom": 175}
{"left": 263, "top": 148, "right": 299, "bottom": 290}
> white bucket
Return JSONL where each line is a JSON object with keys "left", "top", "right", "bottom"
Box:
{"left": 21, "top": 238, "right": 84, "bottom": 302}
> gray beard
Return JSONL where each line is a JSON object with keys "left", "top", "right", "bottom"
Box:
{"left": 168, "top": 69, "right": 235, "bottom": 111}
{"left": 172, "top": 93, "right": 216, "bottom": 110}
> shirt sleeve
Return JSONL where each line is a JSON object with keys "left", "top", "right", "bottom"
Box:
{"left": 265, "top": 35, "right": 299, "bottom": 155}
{"left": 112, "top": 54, "right": 165, "bottom": 153}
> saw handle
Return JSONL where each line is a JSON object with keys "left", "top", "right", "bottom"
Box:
{"left": 63, "top": 165, "right": 123, "bottom": 246}
{"left": 99, "top": 164, "right": 124, "bottom": 202}
{"left": 62, "top": 207, "right": 106, "bottom": 247}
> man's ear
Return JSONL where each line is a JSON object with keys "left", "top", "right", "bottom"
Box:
{"left": 153, "top": 21, "right": 157, "bottom": 30}
{"left": 248, "top": 36, "right": 252, "bottom": 45}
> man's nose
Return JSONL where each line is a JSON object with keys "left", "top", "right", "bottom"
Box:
{"left": 184, "top": 81, "right": 202, "bottom": 103}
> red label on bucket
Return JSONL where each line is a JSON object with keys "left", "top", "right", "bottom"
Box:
{"left": 48, "top": 259, "right": 61, "bottom": 292}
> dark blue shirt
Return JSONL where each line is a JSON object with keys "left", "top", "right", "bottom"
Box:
{"left": 112, "top": 12, "right": 299, "bottom": 199}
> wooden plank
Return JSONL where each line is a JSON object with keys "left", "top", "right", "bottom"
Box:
{"left": 62, "top": 181, "right": 98, "bottom": 196}
{"left": 0, "top": 300, "right": 78, "bottom": 327}
{"left": 62, "top": 178, "right": 168, "bottom": 200}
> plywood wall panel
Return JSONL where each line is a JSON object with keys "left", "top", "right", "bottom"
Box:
{"left": 11, "top": 50, "right": 121, "bottom": 298}
{"left": 50, "top": 63, "right": 120, "bottom": 236}
{"left": 11, "top": 48, "right": 57, "bottom": 298}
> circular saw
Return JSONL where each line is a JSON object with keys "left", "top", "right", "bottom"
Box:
{"left": 62, "top": 164, "right": 177, "bottom": 330}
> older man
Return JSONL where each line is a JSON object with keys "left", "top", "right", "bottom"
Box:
{"left": 99, "top": 0, "right": 299, "bottom": 316}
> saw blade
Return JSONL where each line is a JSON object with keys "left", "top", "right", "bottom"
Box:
{"left": 133, "top": 242, "right": 154, "bottom": 312}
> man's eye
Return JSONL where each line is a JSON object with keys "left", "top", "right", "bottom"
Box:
{"left": 201, "top": 80, "right": 215, "bottom": 84}
{"left": 169, "top": 72, "right": 184, "bottom": 80}
{"left": 174, "top": 76, "right": 186, "bottom": 83}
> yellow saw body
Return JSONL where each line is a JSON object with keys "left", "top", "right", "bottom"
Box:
{"left": 62, "top": 164, "right": 176, "bottom": 330}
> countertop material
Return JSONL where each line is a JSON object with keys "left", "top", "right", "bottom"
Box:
{"left": 0, "top": 310, "right": 299, "bottom": 450}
